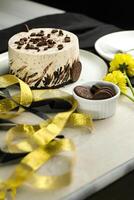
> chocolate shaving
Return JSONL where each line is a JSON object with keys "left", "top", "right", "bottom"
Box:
{"left": 43, "top": 62, "right": 53, "bottom": 75}
{"left": 9, "top": 69, "right": 15, "bottom": 75}
{"left": 34, "top": 78, "right": 42, "bottom": 87}
{"left": 9, "top": 59, "right": 14, "bottom": 66}
{"left": 27, "top": 76, "right": 41, "bottom": 85}
{"left": 17, "top": 66, "right": 27, "bottom": 72}
{"left": 43, "top": 74, "right": 52, "bottom": 86}
{"left": 23, "top": 72, "right": 28, "bottom": 82}
{"left": 27, "top": 72, "right": 38, "bottom": 79}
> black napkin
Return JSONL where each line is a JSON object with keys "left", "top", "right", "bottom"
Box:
{"left": 0, "top": 12, "right": 121, "bottom": 53}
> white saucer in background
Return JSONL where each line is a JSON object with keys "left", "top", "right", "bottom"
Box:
{"left": 95, "top": 31, "right": 134, "bottom": 61}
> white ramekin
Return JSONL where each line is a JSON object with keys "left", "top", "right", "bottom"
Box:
{"left": 73, "top": 80, "right": 120, "bottom": 120}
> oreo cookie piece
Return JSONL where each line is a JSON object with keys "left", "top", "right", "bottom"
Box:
{"left": 71, "top": 61, "right": 82, "bottom": 82}
{"left": 93, "top": 89, "right": 113, "bottom": 100}
{"left": 101, "top": 87, "right": 115, "bottom": 96}
{"left": 90, "top": 85, "right": 100, "bottom": 94}
{"left": 74, "top": 86, "right": 93, "bottom": 99}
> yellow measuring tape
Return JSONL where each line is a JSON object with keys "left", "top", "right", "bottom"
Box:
{"left": 0, "top": 75, "right": 93, "bottom": 200}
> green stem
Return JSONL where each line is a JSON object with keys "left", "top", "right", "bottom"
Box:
{"left": 121, "top": 92, "right": 134, "bottom": 102}
{"left": 124, "top": 71, "right": 134, "bottom": 97}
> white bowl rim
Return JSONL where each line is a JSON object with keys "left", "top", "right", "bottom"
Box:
{"left": 73, "top": 80, "right": 120, "bottom": 102}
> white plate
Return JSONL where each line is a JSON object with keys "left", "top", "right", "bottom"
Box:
{"left": 0, "top": 49, "right": 108, "bottom": 94}
{"left": 95, "top": 31, "right": 134, "bottom": 61}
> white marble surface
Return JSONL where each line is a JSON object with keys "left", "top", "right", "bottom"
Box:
{"left": 0, "top": 0, "right": 64, "bottom": 30}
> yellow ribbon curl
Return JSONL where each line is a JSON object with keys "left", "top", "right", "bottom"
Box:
{"left": 0, "top": 75, "right": 93, "bottom": 200}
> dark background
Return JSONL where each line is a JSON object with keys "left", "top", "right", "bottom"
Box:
{"left": 32, "top": 1, "right": 134, "bottom": 200}
{"left": 33, "top": 0, "right": 134, "bottom": 29}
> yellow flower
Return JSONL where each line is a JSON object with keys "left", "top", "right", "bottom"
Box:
{"left": 109, "top": 53, "right": 134, "bottom": 77}
{"left": 104, "top": 70, "right": 127, "bottom": 93}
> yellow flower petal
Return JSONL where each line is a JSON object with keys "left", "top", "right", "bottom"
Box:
{"left": 109, "top": 53, "right": 134, "bottom": 77}
{"left": 104, "top": 70, "right": 127, "bottom": 93}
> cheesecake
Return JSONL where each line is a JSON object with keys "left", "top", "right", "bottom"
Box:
{"left": 8, "top": 28, "right": 82, "bottom": 88}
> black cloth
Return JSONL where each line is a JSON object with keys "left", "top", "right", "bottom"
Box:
{"left": 0, "top": 12, "right": 121, "bottom": 53}
{"left": 0, "top": 12, "right": 134, "bottom": 200}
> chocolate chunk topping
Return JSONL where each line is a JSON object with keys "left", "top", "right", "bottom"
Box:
{"left": 15, "top": 29, "right": 69, "bottom": 52}
{"left": 15, "top": 38, "right": 26, "bottom": 46}
{"left": 36, "top": 32, "right": 44, "bottom": 36}
{"left": 31, "top": 39, "right": 37, "bottom": 44}
{"left": 30, "top": 32, "right": 36, "bottom": 37}
{"left": 17, "top": 45, "right": 22, "bottom": 49}
{"left": 71, "top": 61, "right": 82, "bottom": 82}
{"left": 64, "top": 36, "right": 71, "bottom": 42}
{"left": 25, "top": 44, "right": 30, "bottom": 49}
{"left": 29, "top": 44, "right": 35, "bottom": 49}
{"left": 47, "top": 34, "right": 51, "bottom": 38}
{"left": 47, "top": 39, "right": 54, "bottom": 45}
{"left": 59, "top": 30, "right": 64, "bottom": 36}
{"left": 23, "top": 37, "right": 28, "bottom": 41}
{"left": 51, "top": 29, "right": 58, "bottom": 33}
{"left": 42, "top": 36, "right": 48, "bottom": 40}
{"left": 37, "top": 41, "right": 47, "bottom": 46}
{"left": 44, "top": 47, "right": 48, "bottom": 51}
{"left": 25, "top": 44, "right": 35, "bottom": 49}
{"left": 48, "top": 43, "right": 54, "bottom": 48}
{"left": 74, "top": 86, "right": 93, "bottom": 99}
{"left": 57, "top": 44, "right": 63, "bottom": 50}
{"left": 15, "top": 41, "right": 20, "bottom": 44}
{"left": 19, "top": 40, "right": 25, "bottom": 45}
